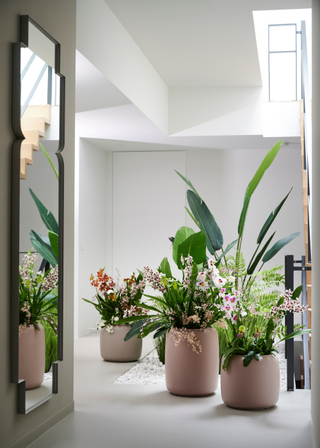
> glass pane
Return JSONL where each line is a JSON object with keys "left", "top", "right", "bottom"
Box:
{"left": 269, "top": 25, "right": 296, "bottom": 52}
{"left": 269, "top": 52, "right": 296, "bottom": 101}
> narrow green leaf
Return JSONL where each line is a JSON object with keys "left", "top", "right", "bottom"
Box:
{"left": 262, "top": 232, "right": 300, "bottom": 263}
{"left": 185, "top": 206, "right": 200, "bottom": 228}
{"left": 187, "top": 190, "right": 223, "bottom": 253}
{"left": 247, "top": 232, "right": 276, "bottom": 275}
{"left": 172, "top": 226, "right": 194, "bottom": 266}
{"left": 29, "top": 188, "right": 59, "bottom": 234}
{"left": 175, "top": 170, "right": 200, "bottom": 198}
{"left": 247, "top": 140, "right": 282, "bottom": 197}
{"left": 48, "top": 231, "right": 59, "bottom": 259}
{"left": 254, "top": 353, "right": 260, "bottom": 361}
{"left": 276, "top": 328, "right": 311, "bottom": 344}
{"left": 216, "top": 239, "right": 238, "bottom": 264}
{"left": 40, "top": 143, "right": 59, "bottom": 180}
{"left": 243, "top": 351, "right": 255, "bottom": 367}
{"left": 257, "top": 188, "right": 292, "bottom": 244}
{"left": 238, "top": 190, "right": 250, "bottom": 238}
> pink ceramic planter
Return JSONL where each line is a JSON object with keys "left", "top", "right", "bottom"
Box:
{"left": 19, "top": 324, "right": 45, "bottom": 390}
{"left": 221, "top": 354, "right": 280, "bottom": 410}
{"left": 100, "top": 324, "right": 142, "bottom": 362}
{"left": 165, "top": 327, "right": 219, "bottom": 397}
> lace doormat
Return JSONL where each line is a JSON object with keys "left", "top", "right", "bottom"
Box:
{"left": 114, "top": 342, "right": 287, "bottom": 388}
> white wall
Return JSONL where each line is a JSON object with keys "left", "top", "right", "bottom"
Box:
{"left": 77, "top": 139, "right": 112, "bottom": 337}
{"left": 113, "top": 151, "right": 187, "bottom": 277}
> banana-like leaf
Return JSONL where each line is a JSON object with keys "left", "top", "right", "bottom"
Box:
{"left": 247, "top": 140, "right": 282, "bottom": 197}
{"left": 172, "top": 226, "right": 195, "bottom": 266}
{"left": 175, "top": 170, "right": 201, "bottom": 198}
{"left": 216, "top": 239, "right": 238, "bottom": 264}
{"left": 247, "top": 232, "right": 276, "bottom": 275}
{"left": 238, "top": 140, "right": 282, "bottom": 238}
{"left": 176, "top": 231, "right": 207, "bottom": 268}
{"left": 187, "top": 190, "right": 223, "bottom": 253}
{"left": 262, "top": 232, "right": 300, "bottom": 263}
{"left": 30, "top": 235, "right": 58, "bottom": 267}
{"left": 48, "top": 231, "right": 59, "bottom": 259}
{"left": 40, "top": 143, "right": 59, "bottom": 180}
{"left": 159, "top": 257, "right": 173, "bottom": 278}
{"left": 29, "top": 188, "right": 59, "bottom": 234}
{"left": 257, "top": 188, "right": 292, "bottom": 244}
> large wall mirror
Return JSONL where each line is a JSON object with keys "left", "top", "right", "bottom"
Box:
{"left": 11, "top": 15, "right": 65, "bottom": 414}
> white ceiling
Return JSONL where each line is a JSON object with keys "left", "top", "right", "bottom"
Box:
{"left": 76, "top": 0, "right": 310, "bottom": 150}
{"left": 103, "top": 0, "right": 310, "bottom": 87}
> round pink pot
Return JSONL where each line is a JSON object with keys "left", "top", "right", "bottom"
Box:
{"left": 19, "top": 324, "right": 45, "bottom": 390}
{"left": 165, "top": 327, "right": 219, "bottom": 397}
{"left": 221, "top": 354, "right": 280, "bottom": 410}
{"left": 100, "top": 324, "right": 142, "bottom": 362}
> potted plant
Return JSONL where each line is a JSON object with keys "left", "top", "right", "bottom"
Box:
{"left": 19, "top": 251, "right": 58, "bottom": 390}
{"left": 118, "top": 226, "right": 232, "bottom": 396}
{"left": 220, "top": 284, "right": 311, "bottom": 409}
{"left": 82, "top": 269, "right": 147, "bottom": 362}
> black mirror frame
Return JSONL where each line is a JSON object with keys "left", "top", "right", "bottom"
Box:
{"left": 11, "top": 15, "right": 65, "bottom": 414}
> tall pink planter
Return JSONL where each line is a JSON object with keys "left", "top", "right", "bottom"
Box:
{"left": 221, "top": 354, "right": 280, "bottom": 410}
{"left": 19, "top": 324, "right": 45, "bottom": 390}
{"left": 100, "top": 324, "right": 142, "bottom": 362}
{"left": 165, "top": 327, "right": 219, "bottom": 397}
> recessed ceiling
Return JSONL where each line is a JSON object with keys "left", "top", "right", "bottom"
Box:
{"left": 103, "top": 0, "right": 310, "bottom": 88}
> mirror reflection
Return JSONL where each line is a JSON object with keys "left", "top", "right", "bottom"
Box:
{"left": 18, "top": 19, "right": 60, "bottom": 412}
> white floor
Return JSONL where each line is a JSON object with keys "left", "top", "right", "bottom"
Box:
{"left": 28, "top": 331, "right": 313, "bottom": 448}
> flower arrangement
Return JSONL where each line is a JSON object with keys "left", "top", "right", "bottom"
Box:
{"left": 221, "top": 284, "right": 310, "bottom": 369}
{"left": 19, "top": 251, "right": 58, "bottom": 336}
{"left": 82, "top": 268, "right": 147, "bottom": 332}
{"left": 118, "top": 255, "right": 233, "bottom": 354}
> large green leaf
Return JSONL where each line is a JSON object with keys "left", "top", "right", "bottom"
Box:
{"left": 187, "top": 190, "right": 223, "bottom": 253}
{"left": 176, "top": 231, "right": 207, "bottom": 268}
{"left": 30, "top": 233, "right": 58, "bottom": 267}
{"left": 247, "top": 232, "right": 276, "bottom": 275}
{"left": 172, "top": 226, "right": 195, "bottom": 266}
{"left": 257, "top": 188, "right": 292, "bottom": 244}
{"left": 262, "top": 232, "right": 300, "bottom": 263}
{"left": 40, "top": 143, "right": 59, "bottom": 180}
{"left": 159, "top": 257, "right": 173, "bottom": 278}
{"left": 48, "top": 231, "right": 59, "bottom": 259}
{"left": 175, "top": 170, "right": 200, "bottom": 198}
{"left": 247, "top": 140, "right": 282, "bottom": 196}
{"left": 29, "top": 188, "right": 59, "bottom": 234}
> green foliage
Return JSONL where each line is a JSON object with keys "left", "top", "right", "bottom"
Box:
{"left": 44, "top": 322, "right": 58, "bottom": 372}
{"left": 187, "top": 190, "right": 223, "bottom": 253}
{"left": 154, "top": 333, "right": 166, "bottom": 364}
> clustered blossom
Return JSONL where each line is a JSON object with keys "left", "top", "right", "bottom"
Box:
{"left": 271, "top": 289, "right": 307, "bottom": 326}
{"left": 87, "top": 268, "right": 146, "bottom": 328}
{"left": 143, "top": 266, "right": 166, "bottom": 293}
{"left": 19, "top": 301, "right": 31, "bottom": 335}
{"left": 170, "top": 327, "right": 202, "bottom": 355}
{"left": 41, "top": 265, "right": 59, "bottom": 292}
